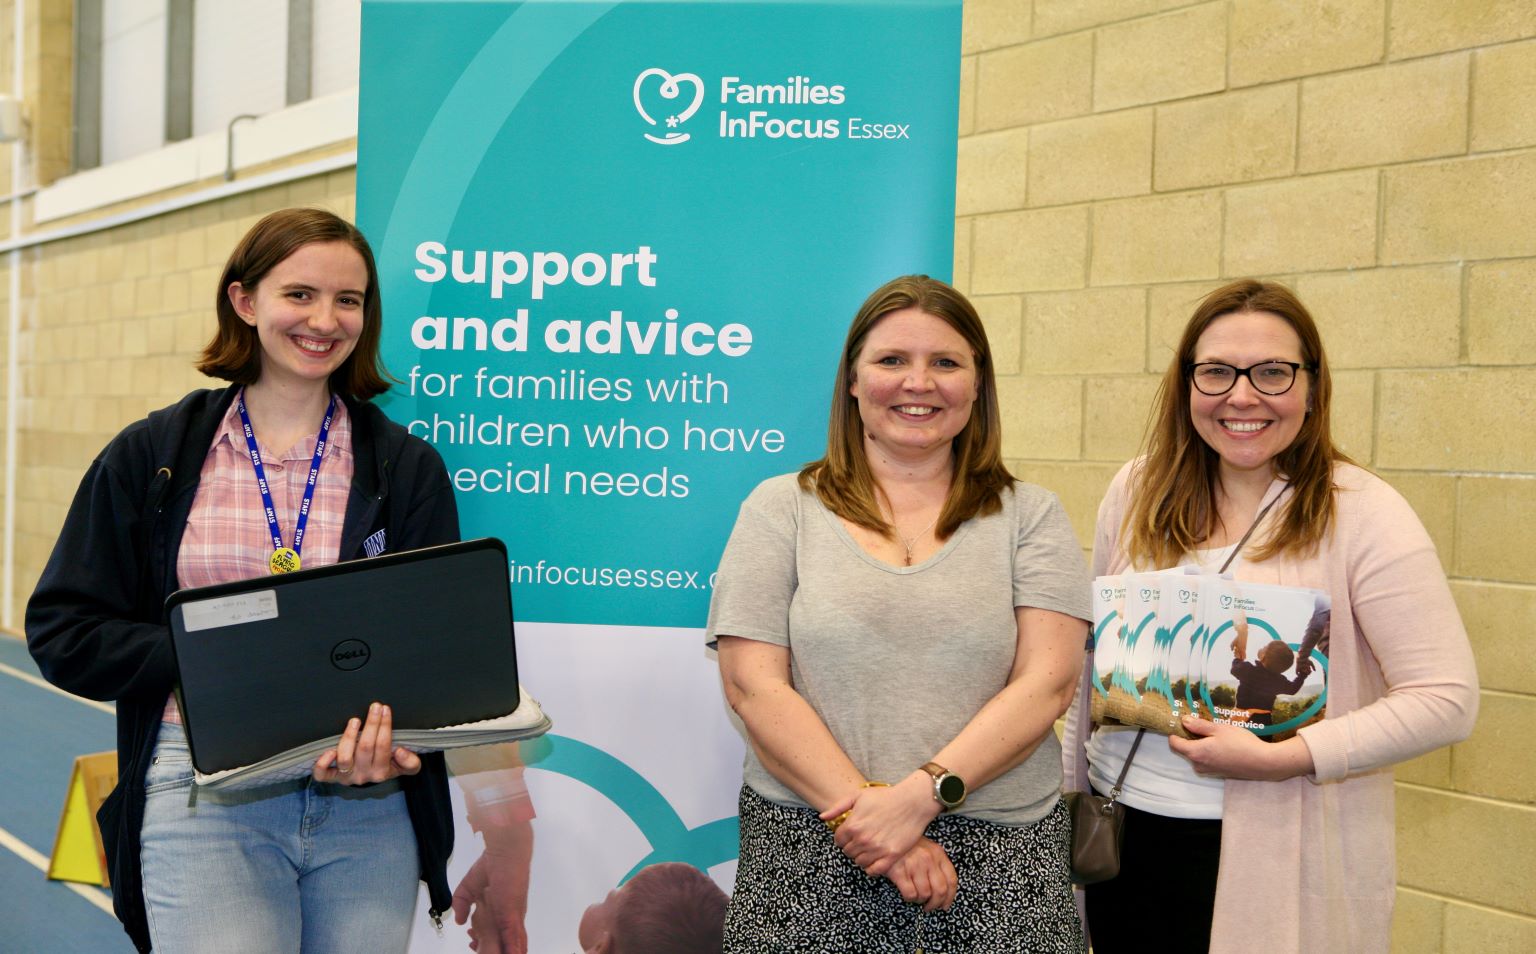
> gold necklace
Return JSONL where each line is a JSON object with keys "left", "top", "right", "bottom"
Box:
{"left": 890, "top": 509, "right": 941, "bottom": 566}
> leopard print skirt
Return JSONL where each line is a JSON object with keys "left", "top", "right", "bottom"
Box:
{"left": 724, "top": 786, "right": 1084, "bottom": 954}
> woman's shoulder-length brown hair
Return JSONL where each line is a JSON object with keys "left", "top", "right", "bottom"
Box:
{"left": 798, "top": 274, "right": 1013, "bottom": 539}
{"left": 196, "top": 207, "right": 393, "bottom": 400}
{"left": 1124, "top": 278, "right": 1351, "bottom": 568}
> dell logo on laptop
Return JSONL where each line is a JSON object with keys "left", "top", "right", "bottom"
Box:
{"left": 331, "top": 639, "right": 372, "bottom": 671}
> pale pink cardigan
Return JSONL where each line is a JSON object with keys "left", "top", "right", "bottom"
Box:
{"left": 1063, "top": 461, "right": 1479, "bottom": 954}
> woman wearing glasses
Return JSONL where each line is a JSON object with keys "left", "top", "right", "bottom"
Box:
{"left": 1062, "top": 279, "right": 1477, "bottom": 954}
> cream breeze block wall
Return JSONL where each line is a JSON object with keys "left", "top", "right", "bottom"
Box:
{"left": 6, "top": 172, "right": 357, "bottom": 626}
{"left": 953, "top": 1, "right": 1536, "bottom": 952}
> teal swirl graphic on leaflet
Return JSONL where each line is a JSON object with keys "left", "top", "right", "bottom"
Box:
{"left": 1091, "top": 611, "right": 1118, "bottom": 698}
{"left": 521, "top": 734, "right": 739, "bottom": 883}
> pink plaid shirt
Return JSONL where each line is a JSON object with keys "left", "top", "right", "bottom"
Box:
{"left": 164, "top": 396, "right": 354, "bottom": 722}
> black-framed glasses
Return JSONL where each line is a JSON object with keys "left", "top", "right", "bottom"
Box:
{"left": 1186, "top": 361, "right": 1312, "bottom": 396}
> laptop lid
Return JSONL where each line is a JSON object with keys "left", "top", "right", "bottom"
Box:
{"left": 166, "top": 537, "right": 519, "bottom": 775}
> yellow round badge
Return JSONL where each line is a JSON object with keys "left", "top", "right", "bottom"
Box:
{"left": 269, "top": 547, "right": 302, "bottom": 574}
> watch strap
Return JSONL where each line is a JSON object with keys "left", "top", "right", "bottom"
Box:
{"left": 920, "top": 761, "right": 965, "bottom": 810}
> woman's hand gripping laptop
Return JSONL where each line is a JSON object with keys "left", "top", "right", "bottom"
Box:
{"left": 312, "top": 700, "right": 424, "bottom": 784}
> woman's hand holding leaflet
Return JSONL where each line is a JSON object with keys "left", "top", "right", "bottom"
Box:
{"left": 1170, "top": 715, "right": 1315, "bottom": 781}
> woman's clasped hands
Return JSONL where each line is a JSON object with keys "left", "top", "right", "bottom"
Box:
{"left": 312, "top": 701, "right": 423, "bottom": 784}
{"left": 819, "top": 772, "right": 957, "bottom": 911}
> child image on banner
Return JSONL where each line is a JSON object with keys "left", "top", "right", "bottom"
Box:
{"left": 1089, "top": 577, "right": 1128, "bottom": 726}
{"left": 578, "top": 862, "right": 728, "bottom": 954}
{"left": 447, "top": 744, "right": 538, "bottom": 954}
{"left": 1201, "top": 581, "right": 1330, "bottom": 742}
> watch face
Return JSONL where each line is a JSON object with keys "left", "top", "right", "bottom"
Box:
{"left": 937, "top": 774, "right": 966, "bottom": 806}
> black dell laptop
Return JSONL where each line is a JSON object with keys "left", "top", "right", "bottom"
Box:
{"left": 166, "top": 537, "right": 520, "bottom": 774}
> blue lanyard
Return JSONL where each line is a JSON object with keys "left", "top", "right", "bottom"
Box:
{"left": 236, "top": 388, "right": 336, "bottom": 574}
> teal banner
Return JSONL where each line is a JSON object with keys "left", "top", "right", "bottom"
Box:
{"left": 358, "top": 1, "right": 961, "bottom": 949}
{"left": 360, "top": 0, "right": 960, "bottom": 627}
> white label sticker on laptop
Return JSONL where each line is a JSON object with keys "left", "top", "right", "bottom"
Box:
{"left": 180, "top": 591, "right": 279, "bottom": 632}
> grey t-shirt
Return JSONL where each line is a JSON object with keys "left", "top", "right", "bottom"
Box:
{"left": 705, "top": 474, "right": 1091, "bottom": 825}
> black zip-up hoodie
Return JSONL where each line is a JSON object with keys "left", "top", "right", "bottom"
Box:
{"left": 26, "top": 386, "right": 457, "bottom": 952}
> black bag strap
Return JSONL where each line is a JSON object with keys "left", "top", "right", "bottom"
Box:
{"left": 1217, "top": 490, "right": 1283, "bottom": 574}
{"left": 1106, "top": 727, "right": 1146, "bottom": 801}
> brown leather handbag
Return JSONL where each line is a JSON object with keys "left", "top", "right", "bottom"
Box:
{"left": 1063, "top": 727, "right": 1143, "bottom": 885}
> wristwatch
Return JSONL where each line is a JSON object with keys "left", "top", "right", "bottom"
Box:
{"left": 920, "top": 762, "right": 967, "bottom": 812}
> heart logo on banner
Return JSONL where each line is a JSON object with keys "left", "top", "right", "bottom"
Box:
{"left": 633, "top": 68, "right": 705, "bottom": 145}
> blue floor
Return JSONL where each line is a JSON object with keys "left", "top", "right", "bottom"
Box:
{"left": 0, "top": 633, "right": 135, "bottom": 951}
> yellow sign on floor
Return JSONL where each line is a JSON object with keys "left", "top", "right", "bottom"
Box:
{"left": 47, "top": 751, "right": 116, "bottom": 887}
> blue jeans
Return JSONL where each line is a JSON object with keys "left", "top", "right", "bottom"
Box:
{"left": 139, "top": 722, "right": 419, "bottom": 953}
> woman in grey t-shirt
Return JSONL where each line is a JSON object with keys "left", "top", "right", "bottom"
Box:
{"left": 706, "top": 275, "right": 1092, "bottom": 952}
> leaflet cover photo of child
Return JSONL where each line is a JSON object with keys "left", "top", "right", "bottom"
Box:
{"left": 1090, "top": 573, "right": 1329, "bottom": 741}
